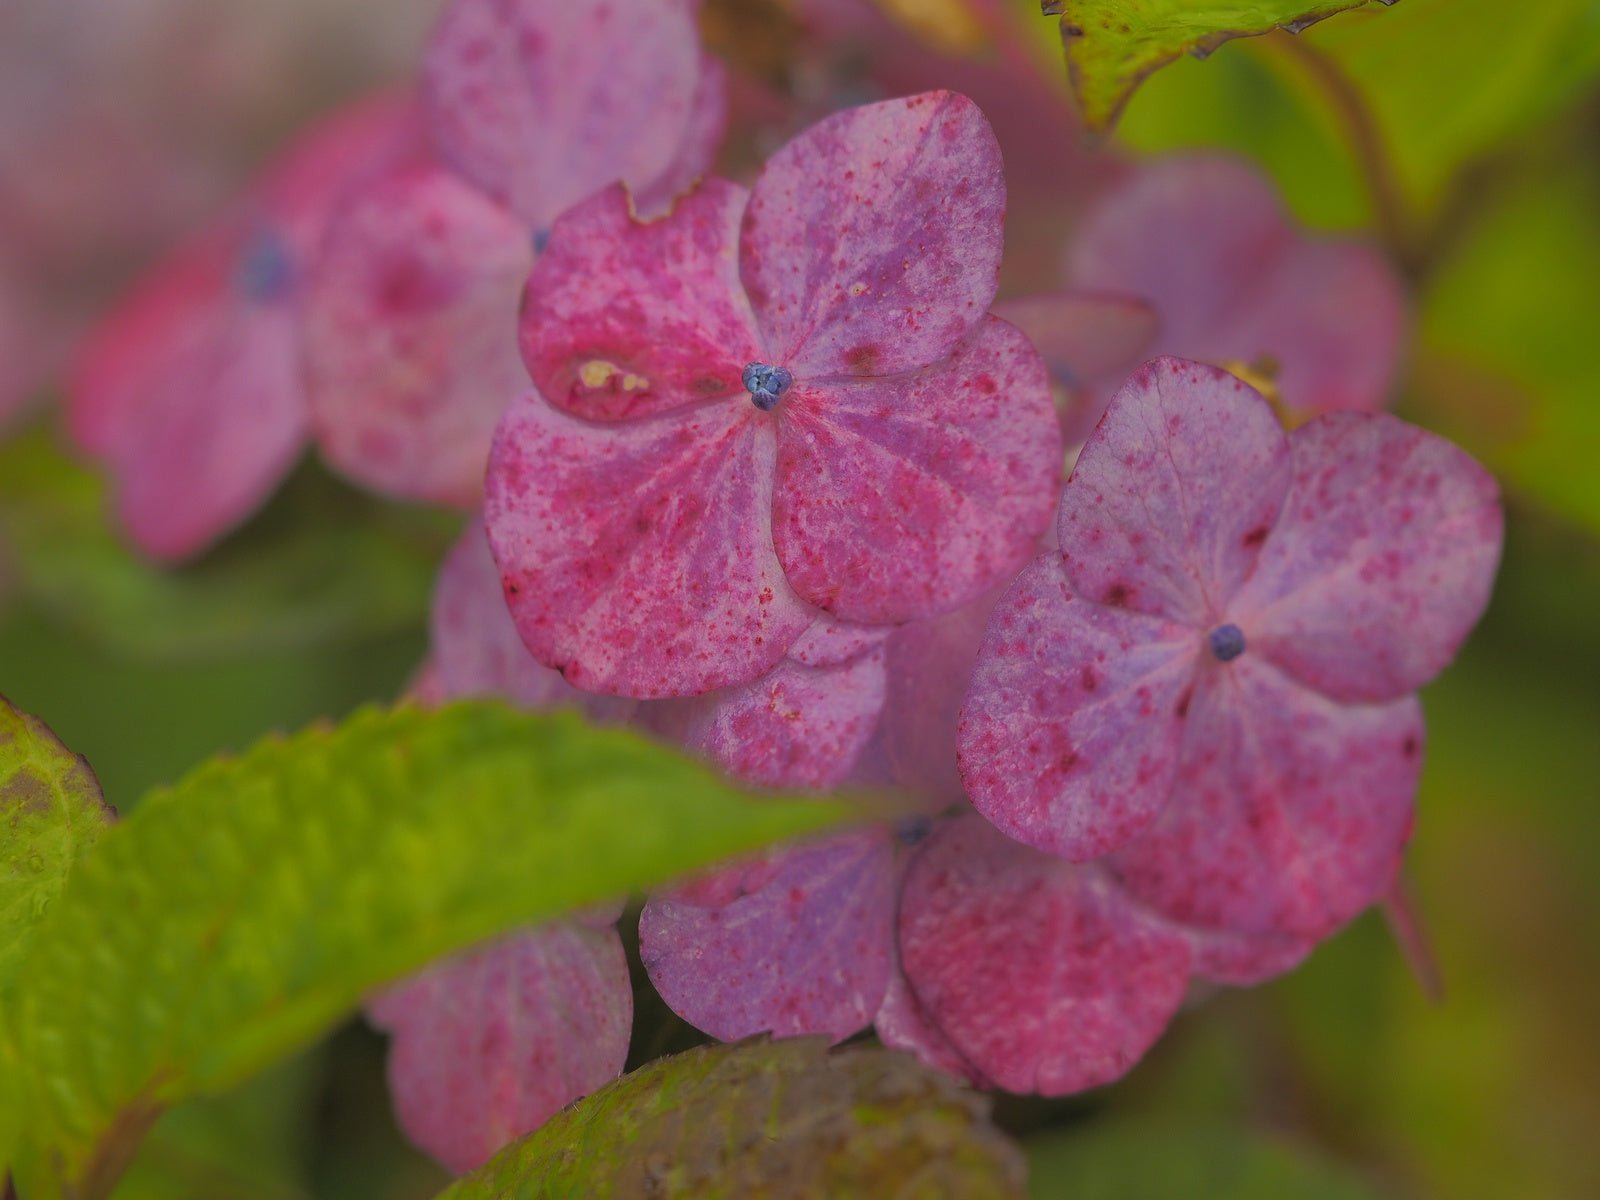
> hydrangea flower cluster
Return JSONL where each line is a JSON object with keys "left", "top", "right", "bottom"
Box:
{"left": 64, "top": 0, "right": 1505, "bottom": 1178}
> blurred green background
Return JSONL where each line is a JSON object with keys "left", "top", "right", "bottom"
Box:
{"left": 2, "top": 0, "right": 1597, "bottom": 1196}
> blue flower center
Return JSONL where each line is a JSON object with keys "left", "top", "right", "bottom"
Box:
{"left": 531, "top": 227, "right": 551, "bottom": 255}
{"left": 894, "top": 816, "right": 932, "bottom": 847}
{"left": 742, "top": 362, "right": 792, "bottom": 411}
{"left": 1208, "top": 623, "right": 1246, "bottom": 662}
{"left": 234, "top": 228, "right": 294, "bottom": 301}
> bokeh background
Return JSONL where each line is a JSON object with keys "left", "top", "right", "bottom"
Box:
{"left": 1, "top": 1, "right": 1596, "bottom": 1196}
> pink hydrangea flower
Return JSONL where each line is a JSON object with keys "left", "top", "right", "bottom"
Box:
{"left": 958, "top": 356, "right": 1503, "bottom": 941}
{"left": 304, "top": 0, "right": 726, "bottom": 506}
{"left": 486, "top": 91, "right": 1062, "bottom": 699}
{"left": 67, "top": 91, "right": 426, "bottom": 560}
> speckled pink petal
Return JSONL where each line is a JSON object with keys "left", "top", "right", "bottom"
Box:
{"left": 422, "top": 0, "right": 702, "bottom": 229}
{"left": 874, "top": 962, "right": 989, "bottom": 1087}
{"left": 629, "top": 53, "right": 729, "bottom": 219}
{"left": 1058, "top": 356, "right": 1290, "bottom": 627}
{"left": 1231, "top": 413, "right": 1504, "bottom": 703}
{"left": 771, "top": 317, "right": 1060, "bottom": 625}
{"left": 897, "top": 814, "right": 1191, "bottom": 1096}
{"left": 1110, "top": 659, "right": 1424, "bottom": 940}
{"left": 958, "top": 554, "right": 1198, "bottom": 861}
{"left": 639, "top": 829, "right": 897, "bottom": 1042}
{"left": 518, "top": 181, "right": 762, "bottom": 423}
{"left": 787, "top": 612, "right": 889, "bottom": 669}
{"left": 432, "top": 520, "right": 635, "bottom": 721}
{"left": 369, "top": 925, "right": 631, "bottom": 1175}
{"left": 304, "top": 165, "right": 531, "bottom": 507}
{"left": 740, "top": 91, "right": 1004, "bottom": 377}
{"left": 1067, "top": 154, "right": 1405, "bottom": 416}
{"left": 484, "top": 393, "right": 813, "bottom": 698}
{"left": 1180, "top": 925, "right": 1313, "bottom": 987}
{"left": 992, "top": 291, "right": 1158, "bottom": 447}
{"left": 668, "top": 648, "right": 887, "bottom": 791}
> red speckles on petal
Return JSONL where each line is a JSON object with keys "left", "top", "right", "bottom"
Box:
{"left": 639, "top": 829, "right": 897, "bottom": 1043}
{"left": 958, "top": 555, "right": 1197, "bottom": 861}
{"left": 367, "top": 924, "right": 632, "bottom": 1174}
{"left": 897, "top": 815, "right": 1191, "bottom": 1096}
{"left": 740, "top": 91, "right": 1004, "bottom": 376}
{"left": 771, "top": 317, "right": 1061, "bottom": 625}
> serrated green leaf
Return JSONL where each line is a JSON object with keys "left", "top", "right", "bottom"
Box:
{"left": 0, "top": 427, "right": 443, "bottom": 662}
{"left": 0, "top": 696, "right": 112, "bottom": 984}
{"left": 4, "top": 702, "right": 855, "bottom": 1200}
{"left": 442, "top": 1037, "right": 1026, "bottom": 1200}
{"left": 1041, "top": 0, "right": 1395, "bottom": 129}
{"left": 1025, "top": 1121, "right": 1391, "bottom": 1199}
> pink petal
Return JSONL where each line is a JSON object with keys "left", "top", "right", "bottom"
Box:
{"left": 874, "top": 963, "right": 989, "bottom": 1087}
{"left": 771, "top": 316, "right": 1061, "bottom": 624}
{"left": 1180, "top": 925, "right": 1313, "bottom": 987}
{"left": 421, "top": 0, "right": 704, "bottom": 228}
{"left": 1068, "top": 154, "right": 1405, "bottom": 416}
{"left": 1058, "top": 356, "right": 1290, "bottom": 627}
{"left": 957, "top": 555, "right": 1198, "bottom": 861}
{"left": 639, "top": 829, "right": 897, "bottom": 1042}
{"left": 368, "top": 924, "right": 632, "bottom": 1174}
{"left": 1231, "top": 412, "right": 1504, "bottom": 703}
{"left": 787, "top": 612, "right": 889, "bottom": 669}
{"left": 992, "top": 291, "right": 1159, "bottom": 448}
{"left": 629, "top": 53, "right": 730, "bottom": 219}
{"left": 484, "top": 393, "right": 813, "bottom": 698}
{"left": 897, "top": 814, "right": 1192, "bottom": 1095}
{"left": 431, "top": 519, "right": 634, "bottom": 721}
{"left": 518, "top": 181, "right": 762, "bottom": 423}
{"left": 667, "top": 649, "right": 888, "bottom": 791}
{"left": 740, "top": 91, "right": 1004, "bottom": 377}
{"left": 1109, "top": 659, "right": 1424, "bottom": 940}
{"left": 305, "top": 165, "right": 531, "bottom": 507}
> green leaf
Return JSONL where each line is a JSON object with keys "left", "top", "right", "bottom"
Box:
{"left": 1041, "top": 0, "right": 1396, "bottom": 129}
{"left": 4, "top": 702, "right": 855, "bottom": 1200}
{"left": 1025, "top": 1121, "right": 1391, "bottom": 1199}
{"left": 0, "top": 696, "right": 112, "bottom": 984}
{"left": 0, "top": 427, "right": 443, "bottom": 662}
{"left": 441, "top": 1037, "right": 1026, "bottom": 1199}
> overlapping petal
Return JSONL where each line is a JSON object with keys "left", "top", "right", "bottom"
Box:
{"left": 485, "top": 393, "right": 812, "bottom": 698}
{"left": 897, "top": 815, "right": 1192, "bottom": 1096}
{"left": 740, "top": 90, "right": 1004, "bottom": 377}
{"left": 422, "top": 0, "right": 702, "bottom": 228}
{"left": 305, "top": 165, "right": 531, "bottom": 506}
{"left": 1109, "top": 659, "right": 1424, "bottom": 939}
{"left": 771, "top": 317, "right": 1060, "bottom": 624}
{"left": 1232, "top": 412, "right": 1504, "bottom": 703}
{"left": 518, "top": 181, "right": 762, "bottom": 422}
{"left": 629, "top": 53, "right": 730, "bottom": 219}
{"left": 368, "top": 925, "right": 632, "bottom": 1174}
{"left": 1058, "top": 357, "right": 1290, "bottom": 626}
{"left": 958, "top": 555, "right": 1197, "bottom": 861}
{"left": 639, "top": 829, "right": 897, "bottom": 1042}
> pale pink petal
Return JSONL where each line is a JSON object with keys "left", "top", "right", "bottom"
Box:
{"left": 957, "top": 555, "right": 1198, "bottom": 861}
{"left": 1231, "top": 412, "right": 1503, "bottom": 703}
{"left": 305, "top": 165, "right": 531, "bottom": 507}
{"left": 1058, "top": 356, "right": 1290, "bottom": 627}
{"left": 874, "top": 963, "right": 989, "bottom": 1087}
{"left": 518, "top": 181, "right": 762, "bottom": 423}
{"left": 1180, "top": 925, "right": 1313, "bottom": 987}
{"left": 422, "top": 0, "right": 702, "bottom": 228}
{"left": 740, "top": 91, "right": 1004, "bottom": 376}
{"left": 431, "top": 519, "right": 634, "bottom": 720}
{"left": 992, "top": 291, "right": 1158, "bottom": 447}
{"left": 771, "top": 317, "right": 1060, "bottom": 624}
{"left": 787, "top": 612, "right": 889, "bottom": 669}
{"left": 629, "top": 54, "right": 730, "bottom": 219}
{"left": 897, "top": 815, "right": 1192, "bottom": 1095}
{"left": 1110, "top": 659, "right": 1424, "bottom": 940}
{"left": 368, "top": 924, "right": 632, "bottom": 1174}
{"left": 484, "top": 393, "right": 813, "bottom": 698}
{"left": 672, "top": 649, "right": 887, "bottom": 790}
{"left": 639, "top": 829, "right": 897, "bottom": 1042}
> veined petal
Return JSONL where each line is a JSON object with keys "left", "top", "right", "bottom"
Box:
{"left": 519, "top": 181, "right": 762, "bottom": 422}
{"left": 740, "top": 91, "right": 1003, "bottom": 377}
{"left": 958, "top": 555, "right": 1197, "bottom": 861}
{"left": 771, "top": 317, "right": 1060, "bottom": 624}
{"left": 484, "top": 392, "right": 812, "bottom": 698}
